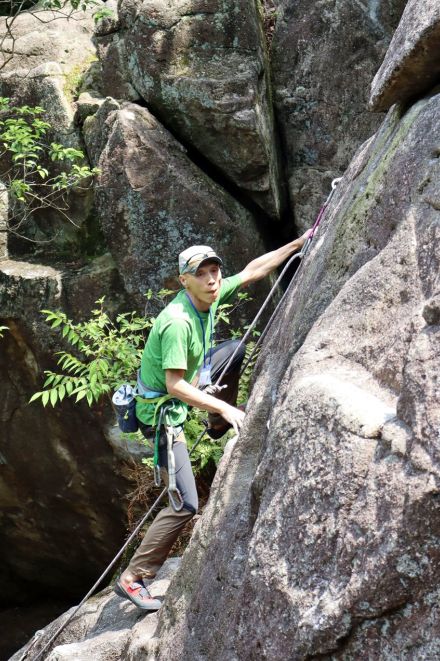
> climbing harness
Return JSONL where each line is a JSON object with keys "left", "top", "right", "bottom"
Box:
{"left": 135, "top": 375, "right": 184, "bottom": 511}
{"left": 23, "top": 177, "right": 341, "bottom": 661}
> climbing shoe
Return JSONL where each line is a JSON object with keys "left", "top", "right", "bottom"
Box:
{"left": 114, "top": 579, "right": 162, "bottom": 611}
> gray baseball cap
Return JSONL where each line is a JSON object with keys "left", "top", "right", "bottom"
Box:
{"left": 178, "top": 245, "right": 223, "bottom": 274}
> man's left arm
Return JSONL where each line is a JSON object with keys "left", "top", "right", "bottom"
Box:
{"left": 238, "top": 229, "right": 311, "bottom": 287}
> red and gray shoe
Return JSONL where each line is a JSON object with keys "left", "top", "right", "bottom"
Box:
{"left": 114, "top": 579, "right": 162, "bottom": 611}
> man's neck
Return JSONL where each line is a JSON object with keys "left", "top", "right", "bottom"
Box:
{"left": 186, "top": 291, "right": 210, "bottom": 313}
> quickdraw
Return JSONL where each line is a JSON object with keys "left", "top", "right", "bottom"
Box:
{"left": 153, "top": 402, "right": 184, "bottom": 511}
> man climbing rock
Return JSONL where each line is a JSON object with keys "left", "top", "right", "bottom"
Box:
{"left": 115, "top": 234, "right": 309, "bottom": 610}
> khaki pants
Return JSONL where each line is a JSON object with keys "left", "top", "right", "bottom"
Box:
{"left": 127, "top": 442, "right": 195, "bottom": 579}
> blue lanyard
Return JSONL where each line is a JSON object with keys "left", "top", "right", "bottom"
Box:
{"left": 185, "top": 294, "right": 214, "bottom": 368}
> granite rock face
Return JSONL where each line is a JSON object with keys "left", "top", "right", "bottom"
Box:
{"left": 0, "top": 8, "right": 97, "bottom": 74}
{"left": 151, "top": 90, "right": 440, "bottom": 659}
{"left": 95, "top": 0, "right": 284, "bottom": 219}
{"left": 83, "top": 101, "right": 268, "bottom": 308}
{"left": 271, "top": 0, "right": 407, "bottom": 232}
{"left": 370, "top": 0, "right": 440, "bottom": 111}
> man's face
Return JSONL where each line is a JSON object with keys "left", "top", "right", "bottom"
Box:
{"left": 180, "top": 260, "right": 222, "bottom": 310}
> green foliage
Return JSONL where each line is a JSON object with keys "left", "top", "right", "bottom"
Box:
{"left": 238, "top": 340, "right": 259, "bottom": 404}
{"left": 29, "top": 291, "right": 174, "bottom": 408}
{"left": 0, "top": 0, "right": 114, "bottom": 239}
{"left": 39, "top": 0, "right": 114, "bottom": 22}
{"left": 215, "top": 291, "right": 259, "bottom": 339}
{"left": 140, "top": 410, "right": 225, "bottom": 476}
{"left": 0, "top": 98, "right": 99, "bottom": 234}
{"left": 29, "top": 298, "right": 153, "bottom": 407}
{"left": 41, "top": 0, "right": 94, "bottom": 10}
{"left": 92, "top": 6, "right": 114, "bottom": 22}
{"left": 62, "top": 54, "right": 98, "bottom": 103}
{"left": 184, "top": 409, "right": 225, "bottom": 473}
{"left": 0, "top": 1, "right": 115, "bottom": 26}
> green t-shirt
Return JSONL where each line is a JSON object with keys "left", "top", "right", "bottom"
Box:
{"left": 136, "top": 274, "right": 242, "bottom": 426}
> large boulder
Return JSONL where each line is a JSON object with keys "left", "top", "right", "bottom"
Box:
{"left": 271, "top": 0, "right": 408, "bottom": 232}
{"left": 83, "top": 100, "right": 270, "bottom": 310}
{"left": 0, "top": 8, "right": 98, "bottom": 74}
{"left": 95, "top": 0, "right": 284, "bottom": 219}
{"left": 150, "top": 89, "right": 440, "bottom": 657}
{"left": 370, "top": 0, "right": 440, "bottom": 111}
{"left": 0, "top": 256, "right": 133, "bottom": 609}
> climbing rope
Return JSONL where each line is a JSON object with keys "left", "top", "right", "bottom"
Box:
{"left": 216, "top": 177, "right": 342, "bottom": 385}
{"left": 22, "top": 177, "right": 341, "bottom": 661}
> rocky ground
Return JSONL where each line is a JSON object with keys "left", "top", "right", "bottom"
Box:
{"left": 11, "top": 558, "right": 181, "bottom": 661}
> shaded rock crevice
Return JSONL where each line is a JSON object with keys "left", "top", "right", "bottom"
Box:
{"left": 271, "top": 0, "right": 409, "bottom": 232}
{"left": 114, "top": 93, "right": 284, "bottom": 249}
{"left": 82, "top": 100, "right": 272, "bottom": 311}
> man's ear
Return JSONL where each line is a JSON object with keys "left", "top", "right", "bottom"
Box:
{"left": 179, "top": 274, "right": 187, "bottom": 288}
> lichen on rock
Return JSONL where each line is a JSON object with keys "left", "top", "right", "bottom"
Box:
{"left": 150, "top": 87, "right": 440, "bottom": 660}
{"left": 271, "top": 0, "right": 408, "bottom": 232}
{"left": 370, "top": 0, "right": 440, "bottom": 111}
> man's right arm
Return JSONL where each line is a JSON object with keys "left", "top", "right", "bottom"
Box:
{"left": 165, "top": 369, "right": 245, "bottom": 434}
{"left": 238, "top": 229, "right": 311, "bottom": 286}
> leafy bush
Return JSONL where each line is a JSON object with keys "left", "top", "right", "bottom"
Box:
{"left": 30, "top": 291, "right": 254, "bottom": 408}
{"left": 29, "top": 293, "right": 170, "bottom": 407}
{"left": 0, "top": 0, "right": 115, "bottom": 239}
{"left": 0, "top": 98, "right": 100, "bottom": 237}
